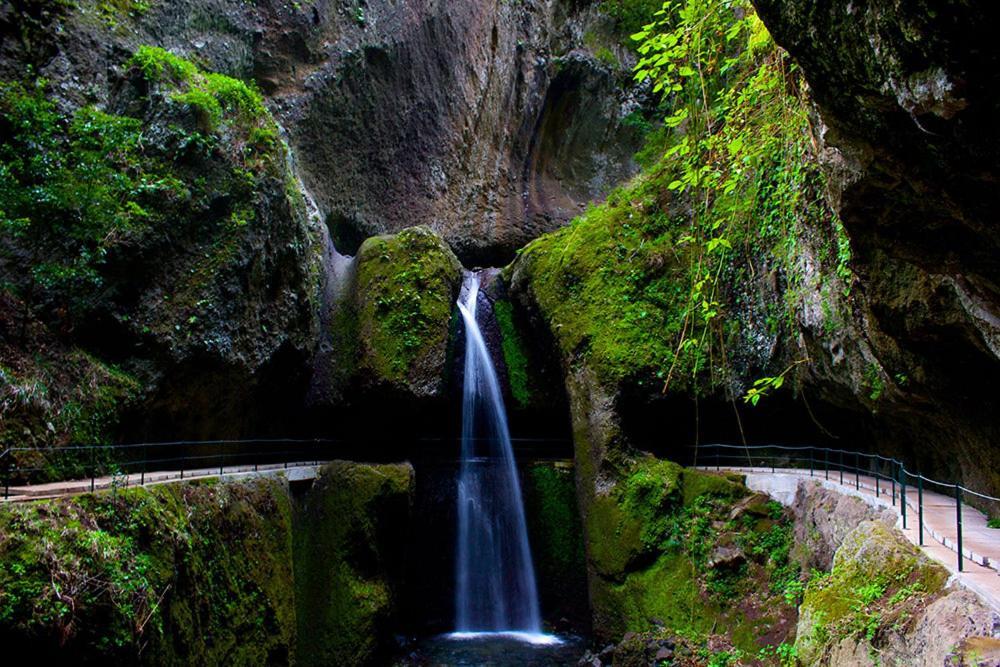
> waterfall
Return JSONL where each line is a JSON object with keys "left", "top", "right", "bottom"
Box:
{"left": 452, "top": 271, "right": 554, "bottom": 644}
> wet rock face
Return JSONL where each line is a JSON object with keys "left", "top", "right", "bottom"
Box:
{"left": 266, "top": 0, "right": 645, "bottom": 264}
{"left": 752, "top": 0, "right": 1000, "bottom": 497}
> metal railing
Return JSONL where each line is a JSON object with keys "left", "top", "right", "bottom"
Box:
{"left": 691, "top": 443, "right": 1000, "bottom": 573}
{"left": 0, "top": 438, "right": 335, "bottom": 499}
{"left": 0, "top": 436, "right": 572, "bottom": 500}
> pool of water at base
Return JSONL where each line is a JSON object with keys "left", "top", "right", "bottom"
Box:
{"left": 396, "top": 632, "right": 587, "bottom": 666}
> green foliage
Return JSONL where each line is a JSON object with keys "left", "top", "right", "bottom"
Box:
{"left": 129, "top": 46, "right": 269, "bottom": 134}
{"left": 591, "top": 464, "right": 798, "bottom": 650}
{"left": 1, "top": 49, "right": 283, "bottom": 329}
{"left": 600, "top": 0, "right": 666, "bottom": 39}
{"left": 864, "top": 362, "right": 886, "bottom": 402}
{"left": 631, "top": 0, "right": 849, "bottom": 397}
{"left": 758, "top": 641, "right": 798, "bottom": 667}
{"left": 517, "top": 0, "right": 852, "bottom": 398}
{"left": 0, "top": 479, "right": 297, "bottom": 662}
{"left": 987, "top": 517, "right": 1000, "bottom": 529}
{"left": 0, "top": 81, "right": 173, "bottom": 312}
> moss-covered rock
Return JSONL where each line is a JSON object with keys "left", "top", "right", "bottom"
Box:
{"left": 521, "top": 461, "right": 588, "bottom": 628}
{"left": 0, "top": 463, "right": 414, "bottom": 665}
{"left": 583, "top": 461, "right": 799, "bottom": 650}
{"left": 795, "top": 520, "right": 949, "bottom": 665}
{"left": 0, "top": 45, "right": 322, "bottom": 444}
{"left": 293, "top": 461, "right": 414, "bottom": 667}
{"left": 0, "top": 477, "right": 297, "bottom": 664}
{"left": 352, "top": 226, "right": 462, "bottom": 398}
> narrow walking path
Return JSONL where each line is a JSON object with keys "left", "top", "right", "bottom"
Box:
{"left": 2, "top": 462, "right": 325, "bottom": 502}
{"left": 706, "top": 466, "right": 1000, "bottom": 612}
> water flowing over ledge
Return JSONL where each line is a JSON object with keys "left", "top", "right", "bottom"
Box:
{"left": 454, "top": 270, "right": 544, "bottom": 635}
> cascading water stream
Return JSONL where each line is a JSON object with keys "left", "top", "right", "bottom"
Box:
{"left": 452, "top": 271, "right": 556, "bottom": 645}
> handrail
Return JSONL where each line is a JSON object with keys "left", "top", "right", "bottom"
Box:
{"left": 691, "top": 442, "right": 1000, "bottom": 572}
{"left": 690, "top": 443, "right": 1000, "bottom": 503}
{"left": 1, "top": 437, "right": 573, "bottom": 502}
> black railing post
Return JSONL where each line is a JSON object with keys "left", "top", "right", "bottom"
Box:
{"left": 4, "top": 457, "right": 10, "bottom": 500}
{"left": 220, "top": 440, "right": 225, "bottom": 476}
{"left": 855, "top": 452, "right": 860, "bottom": 490}
{"left": 809, "top": 448, "right": 814, "bottom": 477}
{"left": 839, "top": 451, "right": 843, "bottom": 485}
{"left": 90, "top": 446, "right": 96, "bottom": 493}
{"left": 891, "top": 464, "right": 896, "bottom": 506}
{"left": 956, "top": 486, "right": 964, "bottom": 572}
{"left": 900, "top": 467, "right": 907, "bottom": 530}
{"left": 876, "top": 458, "right": 880, "bottom": 498}
{"left": 140, "top": 444, "right": 146, "bottom": 487}
{"left": 716, "top": 452, "right": 720, "bottom": 471}
{"left": 824, "top": 449, "right": 829, "bottom": 480}
{"left": 918, "top": 475, "right": 924, "bottom": 546}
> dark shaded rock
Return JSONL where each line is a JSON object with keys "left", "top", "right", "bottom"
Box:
{"left": 752, "top": 0, "right": 1000, "bottom": 503}
{"left": 294, "top": 461, "right": 415, "bottom": 667}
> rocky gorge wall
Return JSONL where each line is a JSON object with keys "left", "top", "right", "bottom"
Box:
{"left": 750, "top": 0, "right": 1000, "bottom": 503}
{"left": 0, "top": 461, "right": 414, "bottom": 665}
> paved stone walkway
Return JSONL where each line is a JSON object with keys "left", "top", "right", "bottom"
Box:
{"left": 2, "top": 462, "right": 324, "bottom": 502}
{"left": 706, "top": 466, "right": 1000, "bottom": 613}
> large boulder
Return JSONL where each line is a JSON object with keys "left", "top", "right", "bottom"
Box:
{"left": 795, "top": 520, "right": 997, "bottom": 666}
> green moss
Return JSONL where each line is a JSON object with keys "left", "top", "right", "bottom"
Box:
{"left": 0, "top": 478, "right": 297, "bottom": 663}
{"left": 95, "top": 0, "right": 152, "bottom": 28}
{"left": 355, "top": 226, "right": 461, "bottom": 388}
{"left": 585, "top": 461, "right": 796, "bottom": 649}
{"left": 681, "top": 468, "right": 744, "bottom": 508}
{"left": 293, "top": 461, "right": 413, "bottom": 667}
{"left": 129, "top": 46, "right": 270, "bottom": 136}
{"left": 514, "top": 172, "right": 690, "bottom": 388}
{"left": 795, "top": 521, "right": 949, "bottom": 663}
{"left": 522, "top": 462, "right": 588, "bottom": 624}
{"left": 613, "top": 551, "right": 715, "bottom": 635}
{"left": 492, "top": 298, "right": 532, "bottom": 408}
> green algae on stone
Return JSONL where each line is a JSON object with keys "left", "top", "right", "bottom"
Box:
{"left": 0, "top": 478, "right": 297, "bottom": 663}
{"left": 492, "top": 298, "right": 533, "bottom": 408}
{"left": 794, "top": 520, "right": 949, "bottom": 664}
{"left": 522, "top": 462, "right": 589, "bottom": 627}
{"left": 293, "top": 461, "right": 414, "bottom": 667}
{"left": 354, "top": 226, "right": 462, "bottom": 396}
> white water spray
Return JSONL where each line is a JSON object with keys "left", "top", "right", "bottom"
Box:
{"left": 452, "top": 271, "right": 555, "bottom": 644}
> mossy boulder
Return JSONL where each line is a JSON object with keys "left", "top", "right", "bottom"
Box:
{"left": 294, "top": 461, "right": 414, "bottom": 667}
{"left": 352, "top": 226, "right": 463, "bottom": 399}
{"left": 583, "top": 461, "right": 799, "bottom": 649}
{"left": 795, "top": 520, "right": 949, "bottom": 665}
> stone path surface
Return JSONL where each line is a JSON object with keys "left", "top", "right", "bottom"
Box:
{"left": 2, "top": 462, "right": 324, "bottom": 502}
{"left": 707, "top": 466, "right": 1000, "bottom": 613}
